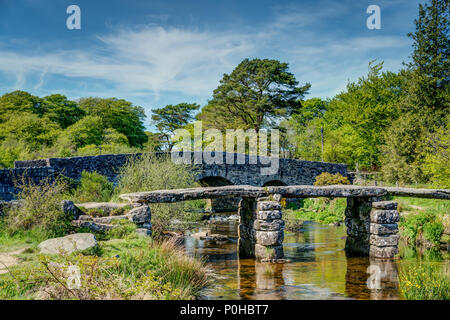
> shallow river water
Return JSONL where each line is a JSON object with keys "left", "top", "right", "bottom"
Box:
{"left": 184, "top": 218, "right": 449, "bottom": 300}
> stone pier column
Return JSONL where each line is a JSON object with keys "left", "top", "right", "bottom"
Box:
{"left": 238, "top": 197, "right": 257, "bottom": 258}
{"left": 369, "top": 201, "right": 399, "bottom": 259}
{"left": 253, "top": 196, "right": 285, "bottom": 262}
{"left": 345, "top": 197, "right": 372, "bottom": 256}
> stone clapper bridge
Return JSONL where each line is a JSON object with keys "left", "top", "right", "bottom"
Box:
{"left": 120, "top": 185, "right": 450, "bottom": 262}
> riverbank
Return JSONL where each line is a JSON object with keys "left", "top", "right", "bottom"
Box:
{"left": 0, "top": 231, "right": 210, "bottom": 300}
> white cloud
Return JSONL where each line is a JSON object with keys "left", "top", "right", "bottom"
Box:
{"left": 0, "top": 2, "right": 412, "bottom": 103}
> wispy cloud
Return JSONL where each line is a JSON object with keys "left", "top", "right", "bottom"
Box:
{"left": 0, "top": 1, "right": 414, "bottom": 103}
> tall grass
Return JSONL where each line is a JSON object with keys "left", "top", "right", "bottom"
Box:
{"left": 0, "top": 238, "right": 210, "bottom": 300}
{"left": 399, "top": 263, "right": 450, "bottom": 300}
{"left": 114, "top": 153, "right": 204, "bottom": 235}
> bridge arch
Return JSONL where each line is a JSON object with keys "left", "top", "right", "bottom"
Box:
{"left": 198, "top": 176, "right": 234, "bottom": 187}
{"left": 262, "top": 180, "right": 287, "bottom": 187}
{"left": 197, "top": 176, "right": 238, "bottom": 212}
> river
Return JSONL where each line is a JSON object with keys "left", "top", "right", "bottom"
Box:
{"left": 184, "top": 217, "right": 449, "bottom": 300}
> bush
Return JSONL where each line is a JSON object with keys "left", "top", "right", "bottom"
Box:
{"left": 399, "top": 263, "right": 450, "bottom": 300}
{"left": 314, "top": 172, "right": 350, "bottom": 186}
{"left": 283, "top": 197, "right": 347, "bottom": 226}
{"left": 115, "top": 154, "right": 204, "bottom": 236}
{"left": 399, "top": 211, "right": 444, "bottom": 246}
{"left": 70, "top": 171, "right": 113, "bottom": 203}
{"left": 2, "top": 176, "right": 72, "bottom": 239}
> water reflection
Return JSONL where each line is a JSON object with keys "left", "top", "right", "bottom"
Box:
{"left": 185, "top": 216, "right": 444, "bottom": 300}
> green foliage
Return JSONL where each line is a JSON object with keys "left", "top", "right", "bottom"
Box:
{"left": 39, "top": 94, "right": 85, "bottom": 129}
{"left": 314, "top": 172, "right": 350, "bottom": 186}
{"left": 115, "top": 154, "right": 204, "bottom": 235}
{"left": 399, "top": 210, "right": 444, "bottom": 246}
{"left": 284, "top": 198, "right": 347, "bottom": 225}
{"left": 198, "top": 58, "right": 310, "bottom": 131}
{"left": 70, "top": 171, "right": 114, "bottom": 203}
{"left": 151, "top": 103, "right": 200, "bottom": 150}
{"left": 79, "top": 97, "right": 148, "bottom": 148}
{"left": 399, "top": 263, "right": 450, "bottom": 300}
{"left": 2, "top": 177, "right": 72, "bottom": 239}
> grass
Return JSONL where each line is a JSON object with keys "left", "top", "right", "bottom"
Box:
{"left": 395, "top": 196, "right": 449, "bottom": 248}
{"left": 0, "top": 237, "right": 210, "bottom": 300}
{"left": 283, "top": 198, "right": 347, "bottom": 226}
{"left": 399, "top": 262, "right": 450, "bottom": 300}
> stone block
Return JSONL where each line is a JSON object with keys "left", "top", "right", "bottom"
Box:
{"left": 370, "top": 235, "right": 400, "bottom": 247}
{"left": 370, "top": 210, "right": 399, "bottom": 224}
{"left": 253, "top": 219, "right": 285, "bottom": 231}
{"left": 255, "top": 231, "right": 284, "bottom": 246}
{"left": 255, "top": 210, "right": 282, "bottom": 220}
{"left": 372, "top": 201, "right": 398, "bottom": 210}
{"left": 370, "top": 223, "right": 398, "bottom": 235}
{"left": 257, "top": 201, "right": 281, "bottom": 211}
{"left": 369, "top": 246, "right": 398, "bottom": 259}
{"left": 255, "top": 244, "right": 284, "bottom": 260}
{"left": 127, "top": 205, "right": 151, "bottom": 223}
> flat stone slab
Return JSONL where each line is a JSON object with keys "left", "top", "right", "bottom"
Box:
{"left": 370, "top": 223, "right": 398, "bottom": 235}
{"left": 371, "top": 201, "right": 398, "bottom": 210}
{"left": 370, "top": 210, "right": 400, "bottom": 224}
{"left": 38, "top": 233, "right": 97, "bottom": 254}
{"left": 370, "top": 235, "right": 400, "bottom": 247}
{"left": 119, "top": 185, "right": 389, "bottom": 203}
{"left": 370, "top": 246, "right": 399, "bottom": 259}
{"left": 254, "top": 219, "right": 285, "bottom": 231}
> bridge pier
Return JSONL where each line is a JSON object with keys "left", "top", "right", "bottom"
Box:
{"left": 238, "top": 195, "right": 285, "bottom": 261}
{"left": 345, "top": 198, "right": 399, "bottom": 259}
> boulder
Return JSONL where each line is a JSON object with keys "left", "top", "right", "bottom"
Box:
{"left": 370, "top": 235, "right": 400, "bottom": 247}
{"left": 38, "top": 233, "right": 97, "bottom": 254}
{"left": 370, "top": 223, "right": 399, "bottom": 235}
{"left": 255, "top": 231, "right": 284, "bottom": 246}
{"left": 71, "top": 220, "right": 114, "bottom": 232}
{"left": 253, "top": 219, "right": 285, "bottom": 231}
{"left": 76, "top": 202, "right": 130, "bottom": 215}
{"left": 127, "top": 205, "right": 151, "bottom": 223}
{"left": 255, "top": 210, "right": 282, "bottom": 220}
{"left": 370, "top": 210, "right": 400, "bottom": 224}
{"left": 257, "top": 201, "right": 281, "bottom": 211}
{"left": 372, "top": 201, "right": 398, "bottom": 210}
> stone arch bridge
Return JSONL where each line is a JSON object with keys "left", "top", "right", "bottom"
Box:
{"left": 1, "top": 152, "right": 348, "bottom": 205}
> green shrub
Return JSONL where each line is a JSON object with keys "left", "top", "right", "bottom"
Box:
{"left": 284, "top": 198, "right": 346, "bottom": 226}
{"left": 115, "top": 154, "right": 204, "bottom": 236}
{"left": 314, "top": 172, "right": 350, "bottom": 186}
{"left": 2, "top": 176, "right": 72, "bottom": 239}
{"left": 399, "top": 211, "right": 444, "bottom": 247}
{"left": 70, "top": 171, "right": 113, "bottom": 203}
{"left": 399, "top": 263, "right": 450, "bottom": 300}
{"left": 423, "top": 222, "right": 444, "bottom": 245}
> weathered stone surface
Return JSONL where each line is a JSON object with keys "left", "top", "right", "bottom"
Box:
{"left": 370, "top": 210, "right": 400, "bottom": 224}
{"left": 136, "top": 228, "right": 152, "bottom": 237}
{"left": 127, "top": 205, "right": 151, "bottom": 223}
{"left": 369, "top": 246, "right": 399, "bottom": 259}
{"left": 38, "top": 233, "right": 97, "bottom": 254}
{"left": 61, "top": 200, "right": 82, "bottom": 219}
{"left": 71, "top": 220, "right": 114, "bottom": 232}
{"left": 370, "top": 235, "right": 400, "bottom": 247}
{"left": 255, "top": 231, "right": 284, "bottom": 246}
{"left": 371, "top": 201, "right": 398, "bottom": 210}
{"left": 257, "top": 201, "right": 282, "bottom": 211}
{"left": 92, "top": 215, "right": 128, "bottom": 224}
{"left": 253, "top": 219, "right": 285, "bottom": 231}
{"left": 238, "top": 237, "right": 255, "bottom": 258}
{"left": 370, "top": 223, "right": 398, "bottom": 235}
{"left": 383, "top": 187, "right": 450, "bottom": 200}
{"left": 255, "top": 210, "right": 282, "bottom": 220}
{"left": 136, "top": 222, "right": 152, "bottom": 230}
{"left": 78, "top": 215, "right": 93, "bottom": 221}
{"left": 76, "top": 202, "right": 130, "bottom": 215}
{"left": 254, "top": 244, "right": 284, "bottom": 260}
{"left": 345, "top": 235, "right": 370, "bottom": 256}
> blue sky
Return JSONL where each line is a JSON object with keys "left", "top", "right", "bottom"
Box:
{"left": 0, "top": 0, "right": 423, "bottom": 129}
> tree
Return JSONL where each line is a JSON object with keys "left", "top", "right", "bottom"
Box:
{"left": 79, "top": 97, "right": 148, "bottom": 147}
{"left": 151, "top": 103, "right": 199, "bottom": 150}
{"left": 0, "top": 91, "right": 42, "bottom": 123}
{"left": 40, "top": 94, "right": 85, "bottom": 129}
{"left": 199, "top": 58, "right": 310, "bottom": 132}
{"left": 381, "top": 0, "right": 449, "bottom": 183}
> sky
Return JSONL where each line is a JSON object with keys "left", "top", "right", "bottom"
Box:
{"left": 0, "top": 0, "right": 424, "bottom": 130}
